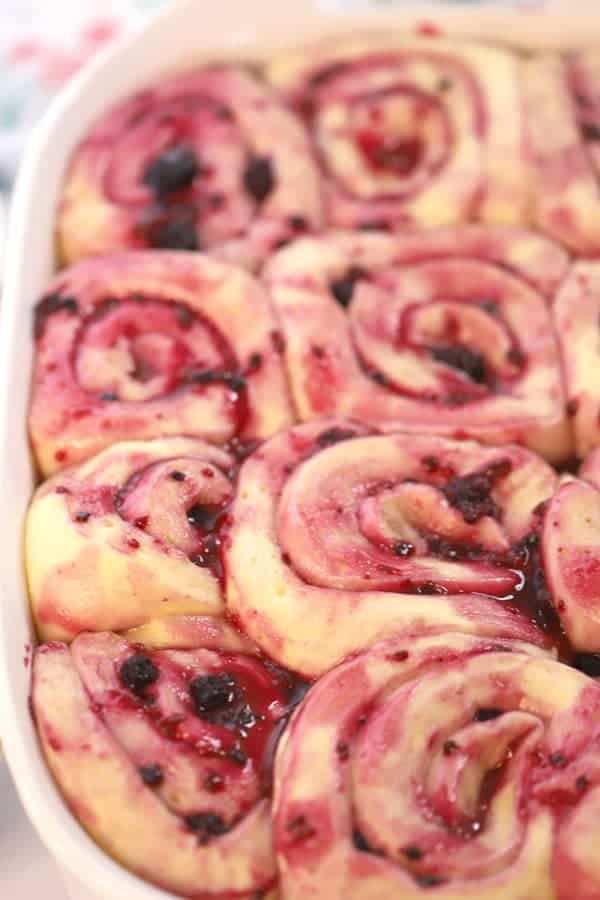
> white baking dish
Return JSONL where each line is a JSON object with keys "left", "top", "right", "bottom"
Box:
{"left": 1, "top": 0, "right": 600, "bottom": 897}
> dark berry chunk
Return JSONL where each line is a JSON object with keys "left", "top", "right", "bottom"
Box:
{"left": 204, "top": 772, "right": 225, "bottom": 792}
{"left": 427, "top": 537, "right": 462, "bottom": 561}
{"left": 142, "top": 145, "right": 199, "bottom": 196}
{"left": 527, "top": 565, "right": 558, "bottom": 634}
{"left": 187, "top": 503, "right": 222, "bottom": 531}
{"left": 271, "top": 330, "right": 285, "bottom": 353}
{"left": 446, "top": 391, "right": 473, "bottom": 407}
{"left": 286, "top": 815, "right": 316, "bottom": 842}
{"left": 430, "top": 344, "right": 487, "bottom": 384}
{"left": 223, "top": 373, "right": 247, "bottom": 392}
{"left": 506, "top": 347, "right": 524, "bottom": 367}
{"left": 98, "top": 297, "right": 120, "bottom": 314}
{"left": 243, "top": 155, "right": 275, "bottom": 204}
{"left": 417, "top": 582, "right": 446, "bottom": 595}
{"left": 170, "top": 470, "right": 186, "bottom": 481}
{"left": 190, "top": 534, "right": 222, "bottom": 576}
{"left": 228, "top": 746, "right": 247, "bottom": 766}
{"left": 174, "top": 304, "right": 194, "bottom": 329}
{"left": 582, "top": 122, "right": 600, "bottom": 141}
{"left": 350, "top": 828, "right": 383, "bottom": 857}
{"left": 422, "top": 455, "right": 440, "bottom": 472}
{"left": 207, "top": 193, "right": 225, "bottom": 210}
{"left": 187, "top": 368, "right": 219, "bottom": 385}
{"left": 381, "top": 139, "right": 420, "bottom": 173}
{"left": 248, "top": 352, "right": 263, "bottom": 372}
{"left": 393, "top": 542, "right": 415, "bottom": 558}
{"left": 573, "top": 653, "right": 600, "bottom": 677}
{"left": 444, "top": 740, "right": 459, "bottom": 755}
{"left": 191, "top": 551, "right": 211, "bottom": 568}
{"left": 99, "top": 392, "right": 118, "bottom": 402}
{"left": 186, "top": 369, "right": 245, "bottom": 394}
{"left": 416, "top": 874, "right": 444, "bottom": 888}
{"left": 235, "top": 705, "right": 257, "bottom": 730}
{"left": 352, "top": 829, "right": 372, "bottom": 853}
{"left": 75, "top": 511, "right": 90, "bottom": 522}
{"left": 139, "top": 764, "right": 164, "bottom": 787}
{"left": 189, "top": 673, "right": 239, "bottom": 716}
{"left": 329, "top": 266, "right": 366, "bottom": 308}
{"left": 370, "top": 371, "right": 388, "bottom": 386}
{"left": 358, "top": 219, "right": 389, "bottom": 231}
{"left": 357, "top": 131, "right": 422, "bottom": 175}
{"left": 474, "top": 708, "right": 502, "bottom": 722}
{"left": 479, "top": 300, "right": 499, "bottom": 316}
{"left": 443, "top": 460, "right": 511, "bottom": 524}
{"left": 139, "top": 203, "right": 199, "bottom": 251}
{"left": 576, "top": 775, "right": 589, "bottom": 792}
{"left": 184, "top": 812, "right": 228, "bottom": 844}
{"left": 403, "top": 845, "right": 423, "bottom": 861}
{"left": 288, "top": 214, "right": 308, "bottom": 231}
{"left": 316, "top": 427, "right": 357, "bottom": 448}
{"left": 119, "top": 653, "right": 159, "bottom": 695}
{"left": 153, "top": 217, "right": 198, "bottom": 251}
{"left": 550, "top": 752, "right": 567, "bottom": 768}
{"left": 309, "top": 62, "right": 347, "bottom": 88}
{"left": 34, "top": 293, "right": 79, "bottom": 339}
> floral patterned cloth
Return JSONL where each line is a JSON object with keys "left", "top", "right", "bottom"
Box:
{"left": 0, "top": 0, "right": 169, "bottom": 192}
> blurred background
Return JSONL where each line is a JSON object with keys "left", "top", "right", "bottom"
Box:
{"left": 0, "top": 0, "right": 168, "bottom": 193}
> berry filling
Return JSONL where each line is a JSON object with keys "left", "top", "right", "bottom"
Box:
{"left": 311, "top": 253, "right": 533, "bottom": 410}
{"left": 356, "top": 131, "right": 424, "bottom": 176}
{"left": 58, "top": 292, "right": 251, "bottom": 437}
{"left": 93, "top": 638, "right": 309, "bottom": 828}
{"left": 281, "top": 432, "right": 539, "bottom": 598}
{"left": 307, "top": 71, "right": 453, "bottom": 213}
{"left": 267, "top": 425, "right": 578, "bottom": 661}
{"left": 76, "top": 77, "right": 296, "bottom": 258}
{"left": 31, "top": 631, "right": 301, "bottom": 884}
{"left": 76, "top": 296, "right": 229, "bottom": 399}
{"left": 114, "top": 453, "right": 234, "bottom": 578}
{"left": 273, "top": 625, "right": 600, "bottom": 900}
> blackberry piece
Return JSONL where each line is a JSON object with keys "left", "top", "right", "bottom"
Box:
{"left": 118, "top": 653, "right": 159, "bottom": 695}
{"left": 243, "top": 155, "right": 275, "bottom": 203}
{"left": 189, "top": 673, "right": 239, "bottom": 716}
{"left": 142, "top": 145, "right": 199, "bottom": 196}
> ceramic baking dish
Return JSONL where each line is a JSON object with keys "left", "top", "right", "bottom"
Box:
{"left": 1, "top": 0, "right": 600, "bottom": 897}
